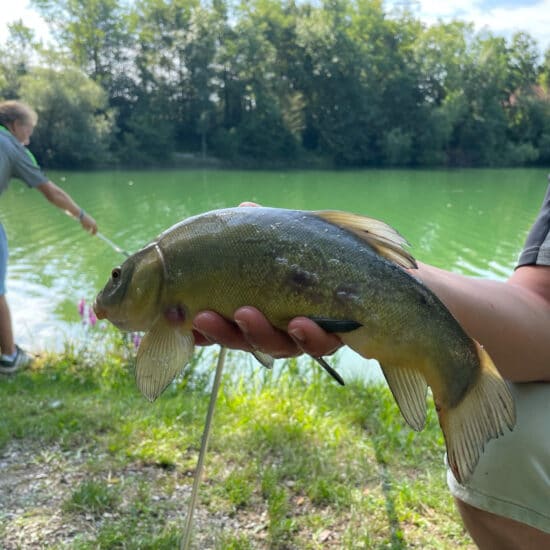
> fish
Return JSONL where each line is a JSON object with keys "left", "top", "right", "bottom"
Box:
{"left": 93, "top": 206, "right": 516, "bottom": 483}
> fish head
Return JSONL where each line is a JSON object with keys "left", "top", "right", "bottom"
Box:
{"left": 94, "top": 244, "right": 163, "bottom": 331}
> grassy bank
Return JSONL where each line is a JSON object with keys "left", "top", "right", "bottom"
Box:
{"left": 0, "top": 343, "right": 473, "bottom": 549}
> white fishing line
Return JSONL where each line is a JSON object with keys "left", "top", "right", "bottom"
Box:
{"left": 95, "top": 231, "right": 130, "bottom": 258}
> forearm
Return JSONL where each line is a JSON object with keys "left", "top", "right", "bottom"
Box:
{"left": 37, "top": 181, "right": 97, "bottom": 234}
{"left": 40, "top": 181, "right": 81, "bottom": 217}
{"left": 413, "top": 262, "right": 550, "bottom": 382}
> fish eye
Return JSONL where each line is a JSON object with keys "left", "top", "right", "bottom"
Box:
{"left": 111, "top": 267, "right": 122, "bottom": 280}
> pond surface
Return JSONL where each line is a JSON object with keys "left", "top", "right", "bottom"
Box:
{"left": 1, "top": 168, "right": 547, "bottom": 380}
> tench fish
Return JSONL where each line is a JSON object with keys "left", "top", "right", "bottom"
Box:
{"left": 94, "top": 207, "right": 515, "bottom": 483}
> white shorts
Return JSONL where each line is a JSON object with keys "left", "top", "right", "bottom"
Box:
{"left": 447, "top": 382, "right": 550, "bottom": 533}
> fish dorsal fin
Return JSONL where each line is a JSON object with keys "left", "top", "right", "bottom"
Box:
{"left": 380, "top": 363, "right": 428, "bottom": 431}
{"left": 314, "top": 211, "right": 417, "bottom": 269}
{"left": 135, "top": 317, "right": 195, "bottom": 402}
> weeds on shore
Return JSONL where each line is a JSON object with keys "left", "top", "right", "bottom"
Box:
{"left": 0, "top": 319, "right": 472, "bottom": 549}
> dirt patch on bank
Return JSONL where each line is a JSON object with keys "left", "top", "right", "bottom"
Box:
{"left": 0, "top": 442, "right": 262, "bottom": 549}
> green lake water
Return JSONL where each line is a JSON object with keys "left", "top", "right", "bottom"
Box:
{"left": 1, "top": 168, "right": 548, "bottom": 379}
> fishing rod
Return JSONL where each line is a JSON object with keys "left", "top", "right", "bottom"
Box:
{"left": 68, "top": 210, "right": 130, "bottom": 258}
{"left": 95, "top": 231, "right": 130, "bottom": 258}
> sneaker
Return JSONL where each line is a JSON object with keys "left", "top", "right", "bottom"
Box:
{"left": 0, "top": 345, "right": 33, "bottom": 374}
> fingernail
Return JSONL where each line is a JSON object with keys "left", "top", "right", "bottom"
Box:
{"left": 289, "top": 328, "right": 305, "bottom": 344}
{"left": 235, "top": 319, "right": 249, "bottom": 335}
{"left": 192, "top": 325, "right": 215, "bottom": 344}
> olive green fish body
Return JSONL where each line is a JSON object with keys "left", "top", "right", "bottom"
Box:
{"left": 94, "top": 207, "right": 515, "bottom": 483}
{"left": 162, "top": 209, "right": 389, "bottom": 318}
{"left": 156, "top": 209, "right": 475, "bottom": 406}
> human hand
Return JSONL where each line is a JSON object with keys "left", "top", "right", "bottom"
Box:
{"left": 81, "top": 212, "right": 98, "bottom": 235}
{"left": 192, "top": 307, "right": 342, "bottom": 358}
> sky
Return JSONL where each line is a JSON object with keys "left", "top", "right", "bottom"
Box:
{"left": 0, "top": 0, "right": 549, "bottom": 52}
{"left": 387, "top": 0, "right": 550, "bottom": 51}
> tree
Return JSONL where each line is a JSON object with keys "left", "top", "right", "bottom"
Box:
{"left": 0, "top": 21, "right": 40, "bottom": 99}
{"left": 31, "top": 0, "right": 132, "bottom": 91}
{"left": 4, "top": 0, "right": 548, "bottom": 168}
{"left": 19, "top": 64, "right": 113, "bottom": 167}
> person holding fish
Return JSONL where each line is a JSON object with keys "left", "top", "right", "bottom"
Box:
{"left": 188, "top": 190, "right": 550, "bottom": 549}
{"left": 94, "top": 182, "right": 549, "bottom": 549}
{"left": 0, "top": 100, "right": 98, "bottom": 373}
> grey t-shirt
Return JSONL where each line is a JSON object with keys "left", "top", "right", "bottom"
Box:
{"left": 517, "top": 181, "right": 550, "bottom": 268}
{"left": 0, "top": 125, "right": 48, "bottom": 194}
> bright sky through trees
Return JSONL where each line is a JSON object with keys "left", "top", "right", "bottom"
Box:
{"left": 2, "top": 1, "right": 550, "bottom": 50}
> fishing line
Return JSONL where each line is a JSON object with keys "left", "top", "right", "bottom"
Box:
{"left": 180, "top": 346, "right": 227, "bottom": 550}
{"left": 95, "top": 231, "right": 130, "bottom": 258}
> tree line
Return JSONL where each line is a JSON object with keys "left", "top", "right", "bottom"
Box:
{"left": 1, "top": 0, "right": 550, "bottom": 169}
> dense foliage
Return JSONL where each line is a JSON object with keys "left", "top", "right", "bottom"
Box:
{"left": 1, "top": 0, "right": 550, "bottom": 168}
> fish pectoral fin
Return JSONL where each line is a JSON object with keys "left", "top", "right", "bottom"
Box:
{"left": 135, "top": 317, "right": 195, "bottom": 402}
{"left": 314, "top": 210, "right": 417, "bottom": 269}
{"left": 251, "top": 350, "right": 275, "bottom": 369}
{"left": 380, "top": 363, "right": 428, "bottom": 431}
{"left": 313, "top": 356, "right": 345, "bottom": 386}
{"left": 308, "top": 317, "right": 362, "bottom": 333}
{"left": 439, "top": 342, "right": 516, "bottom": 484}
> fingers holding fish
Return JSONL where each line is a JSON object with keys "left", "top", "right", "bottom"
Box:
{"left": 192, "top": 308, "right": 342, "bottom": 359}
{"left": 287, "top": 316, "right": 342, "bottom": 357}
{"left": 193, "top": 307, "right": 301, "bottom": 357}
{"left": 234, "top": 306, "right": 302, "bottom": 357}
{"left": 192, "top": 310, "right": 252, "bottom": 350}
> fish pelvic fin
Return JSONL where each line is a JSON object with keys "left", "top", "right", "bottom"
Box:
{"left": 251, "top": 350, "right": 275, "bottom": 369}
{"left": 314, "top": 210, "right": 417, "bottom": 269}
{"left": 135, "top": 317, "right": 195, "bottom": 402}
{"left": 380, "top": 363, "right": 428, "bottom": 431}
{"left": 308, "top": 317, "right": 362, "bottom": 333}
{"left": 438, "top": 342, "right": 516, "bottom": 484}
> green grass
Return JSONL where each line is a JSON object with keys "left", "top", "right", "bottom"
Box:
{"left": 0, "top": 345, "right": 473, "bottom": 549}
{"left": 63, "top": 480, "right": 121, "bottom": 515}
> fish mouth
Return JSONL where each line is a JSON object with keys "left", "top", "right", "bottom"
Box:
{"left": 93, "top": 299, "right": 107, "bottom": 320}
{"left": 93, "top": 299, "right": 146, "bottom": 331}
{"left": 93, "top": 305, "right": 140, "bottom": 331}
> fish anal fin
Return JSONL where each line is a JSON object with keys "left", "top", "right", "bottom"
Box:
{"left": 136, "top": 316, "right": 195, "bottom": 402}
{"left": 380, "top": 363, "right": 428, "bottom": 431}
{"left": 438, "top": 342, "right": 516, "bottom": 484}
{"left": 314, "top": 210, "right": 417, "bottom": 269}
{"left": 340, "top": 327, "right": 427, "bottom": 429}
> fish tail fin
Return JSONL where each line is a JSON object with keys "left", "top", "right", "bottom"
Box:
{"left": 438, "top": 342, "right": 516, "bottom": 484}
